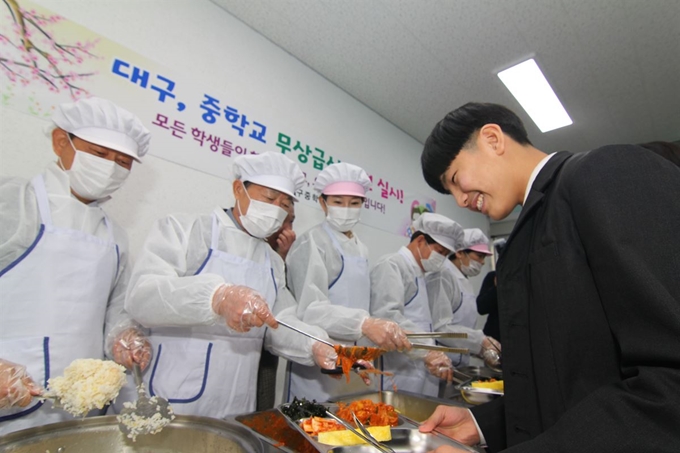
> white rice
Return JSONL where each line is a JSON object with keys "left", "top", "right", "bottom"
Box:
{"left": 45, "top": 359, "right": 127, "bottom": 417}
{"left": 117, "top": 398, "right": 175, "bottom": 441}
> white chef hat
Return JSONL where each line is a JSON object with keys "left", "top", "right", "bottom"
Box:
{"left": 314, "top": 162, "right": 371, "bottom": 197}
{"left": 459, "top": 228, "right": 492, "bottom": 254}
{"left": 412, "top": 213, "right": 464, "bottom": 253}
{"left": 233, "top": 152, "right": 305, "bottom": 201}
{"left": 49, "top": 97, "right": 151, "bottom": 162}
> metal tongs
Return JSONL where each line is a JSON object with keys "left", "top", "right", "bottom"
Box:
{"left": 409, "top": 343, "right": 470, "bottom": 355}
{"left": 406, "top": 332, "right": 468, "bottom": 339}
{"left": 406, "top": 331, "right": 470, "bottom": 354}
{"left": 277, "top": 319, "right": 375, "bottom": 376}
{"left": 277, "top": 319, "right": 335, "bottom": 347}
{"left": 278, "top": 321, "right": 470, "bottom": 355}
{"left": 324, "top": 410, "right": 395, "bottom": 453}
{"left": 352, "top": 412, "right": 396, "bottom": 453}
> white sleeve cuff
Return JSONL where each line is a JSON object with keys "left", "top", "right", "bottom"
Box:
{"left": 468, "top": 409, "right": 487, "bottom": 447}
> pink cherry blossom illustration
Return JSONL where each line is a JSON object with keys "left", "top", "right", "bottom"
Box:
{"left": 1, "top": 0, "right": 101, "bottom": 100}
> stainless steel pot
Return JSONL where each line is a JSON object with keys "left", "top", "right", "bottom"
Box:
{"left": 0, "top": 415, "right": 264, "bottom": 453}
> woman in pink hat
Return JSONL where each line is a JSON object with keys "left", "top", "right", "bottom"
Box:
{"left": 285, "top": 162, "right": 411, "bottom": 402}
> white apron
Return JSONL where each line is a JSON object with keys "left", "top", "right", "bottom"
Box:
{"left": 287, "top": 224, "right": 375, "bottom": 403}
{"left": 127, "top": 212, "right": 276, "bottom": 418}
{"left": 380, "top": 249, "right": 439, "bottom": 396}
{"left": 0, "top": 175, "right": 118, "bottom": 435}
{"left": 448, "top": 265, "right": 478, "bottom": 367}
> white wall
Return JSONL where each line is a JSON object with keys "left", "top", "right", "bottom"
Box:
{"left": 1, "top": 0, "right": 490, "bottom": 277}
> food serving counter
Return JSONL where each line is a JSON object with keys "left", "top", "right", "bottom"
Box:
{"left": 0, "top": 389, "right": 484, "bottom": 452}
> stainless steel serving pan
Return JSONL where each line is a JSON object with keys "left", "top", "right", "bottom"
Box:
{"left": 330, "top": 390, "right": 447, "bottom": 423}
{"left": 327, "top": 428, "right": 469, "bottom": 453}
{"left": 0, "top": 415, "right": 263, "bottom": 453}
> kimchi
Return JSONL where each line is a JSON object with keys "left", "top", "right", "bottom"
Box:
{"left": 334, "top": 345, "right": 385, "bottom": 382}
{"left": 336, "top": 399, "right": 399, "bottom": 427}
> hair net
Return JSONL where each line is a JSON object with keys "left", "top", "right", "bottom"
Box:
{"left": 412, "top": 213, "right": 464, "bottom": 252}
{"left": 50, "top": 97, "right": 151, "bottom": 162}
{"left": 233, "top": 152, "right": 305, "bottom": 200}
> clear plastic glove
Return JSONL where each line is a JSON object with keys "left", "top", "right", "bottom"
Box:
{"left": 211, "top": 283, "right": 278, "bottom": 332}
{"left": 312, "top": 342, "right": 338, "bottom": 371}
{"left": 425, "top": 351, "right": 453, "bottom": 382}
{"left": 111, "top": 328, "right": 153, "bottom": 371}
{"left": 361, "top": 318, "right": 411, "bottom": 351}
{"left": 0, "top": 359, "right": 42, "bottom": 409}
{"left": 480, "top": 336, "right": 502, "bottom": 370}
{"left": 354, "top": 359, "right": 376, "bottom": 386}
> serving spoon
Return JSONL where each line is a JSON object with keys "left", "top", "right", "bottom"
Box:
{"left": 117, "top": 364, "right": 174, "bottom": 440}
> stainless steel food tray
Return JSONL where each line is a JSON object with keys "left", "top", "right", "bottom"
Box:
{"left": 325, "top": 428, "right": 469, "bottom": 453}
{"left": 278, "top": 401, "right": 476, "bottom": 453}
{"left": 330, "top": 390, "right": 450, "bottom": 423}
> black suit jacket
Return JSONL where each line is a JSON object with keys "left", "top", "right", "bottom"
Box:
{"left": 471, "top": 146, "right": 680, "bottom": 452}
{"left": 477, "top": 271, "right": 500, "bottom": 341}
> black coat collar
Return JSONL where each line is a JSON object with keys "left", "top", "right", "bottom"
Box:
{"left": 500, "top": 151, "right": 573, "bottom": 264}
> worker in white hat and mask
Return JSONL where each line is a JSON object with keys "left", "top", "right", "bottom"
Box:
{"left": 425, "top": 228, "right": 501, "bottom": 369}
{"left": 123, "top": 152, "right": 337, "bottom": 418}
{"left": 285, "top": 163, "right": 411, "bottom": 402}
{"left": 455, "top": 229, "right": 493, "bottom": 279}
{"left": 370, "top": 213, "right": 461, "bottom": 396}
{"left": 0, "top": 97, "right": 152, "bottom": 434}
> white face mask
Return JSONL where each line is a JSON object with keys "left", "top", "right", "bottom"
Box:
{"left": 461, "top": 257, "right": 484, "bottom": 277}
{"left": 326, "top": 206, "right": 361, "bottom": 232}
{"left": 63, "top": 139, "right": 130, "bottom": 201}
{"left": 418, "top": 245, "right": 447, "bottom": 273}
{"left": 236, "top": 183, "right": 287, "bottom": 239}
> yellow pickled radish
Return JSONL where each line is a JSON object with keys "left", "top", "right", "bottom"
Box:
{"left": 318, "top": 426, "right": 392, "bottom": 446}
{"left": 470, "top": 379, "right": 504, "bottom": 391}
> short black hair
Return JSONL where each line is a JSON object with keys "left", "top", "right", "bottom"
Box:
{"left": 410, "top": 231, "right": 437, "bottom": 244}
{"left": 421, "top": 102, "right": 533, "bottom": 193}
{"left": 638, "top": 141, "right": 680, "bottom": 168}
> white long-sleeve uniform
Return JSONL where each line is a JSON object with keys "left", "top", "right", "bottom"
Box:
{"left": 0, "top": 163, "right": 131, "bottom": 340}
{"left": 370, "top": 247, "right": 431, "bottom": 341}
{"left": 425, "top": 261, "right": 485, "bottom": 367}
{"left": 285, "top": 222, "right": 375, "bottom": 402}
{"left": 370, "top": 247, "right": 436, "bottom": 393}
{"left": 123, "top": 208, "right": 329, "bottom": 416}
{"left": 0, "top": 162, "right": 132, "bottom": 434}
{"left": 286, "top": 223, "right": 369, "bottom": 340}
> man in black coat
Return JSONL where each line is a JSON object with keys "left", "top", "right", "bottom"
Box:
{"left": 417, "top": 102, "right": 680, "bottom": 452}
{"left": 476, "top": 270, "right": 500, "bottom": 341}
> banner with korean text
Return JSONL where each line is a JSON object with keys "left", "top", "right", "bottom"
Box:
{"left": 0, "top": 0, "right": 436, "bottom": 236}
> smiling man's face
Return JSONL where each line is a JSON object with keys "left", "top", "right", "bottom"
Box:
{"left": 440, "top": 128, "right": 521, "bottom": 221}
